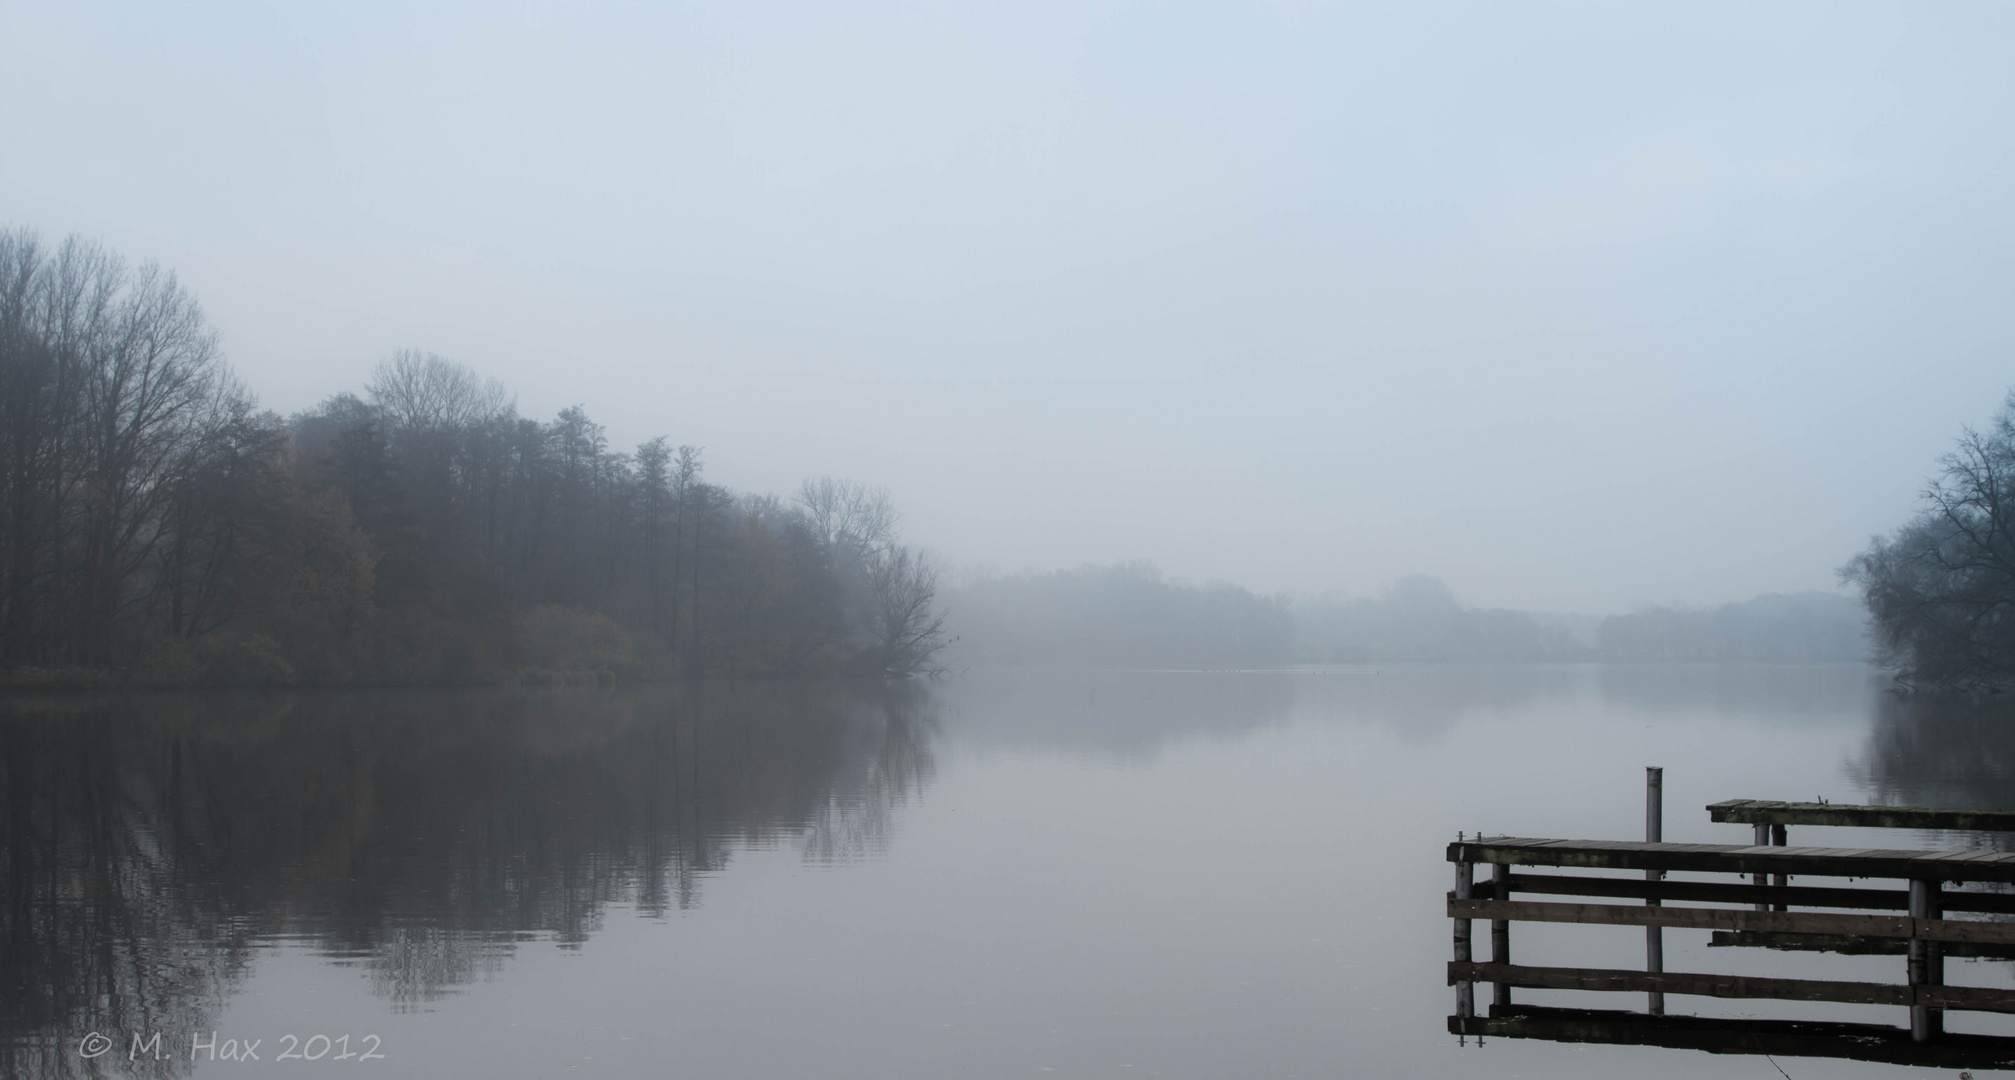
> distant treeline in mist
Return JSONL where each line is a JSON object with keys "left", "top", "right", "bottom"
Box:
{"left": 1595, "top": 591, "right": 1868, "bottom": 662}
{"left": 0, "top": 230, "right": 944, "bottom": 687}
{"left": 1294, "top": 575, "right": 1587, "bottom": 663}
{"left": 1303, "top": 585, "right": 1866, "bottom": 665}
{"left": 948, "top": 569, "right": 1867, "bottom": 668}
{"left": 946, "top": 562, "right": 1293, "bottom": 668}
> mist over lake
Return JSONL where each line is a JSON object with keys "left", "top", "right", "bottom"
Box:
{"left": 7, "top": 1, "right": 2015, "bottom": 1076}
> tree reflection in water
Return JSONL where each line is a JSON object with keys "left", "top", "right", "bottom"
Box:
{"left": 1859, "top": 691, "right": 2015, "bottom": 815}
{"left": 0, "top": 681, "right": 937, "bottom": 1077}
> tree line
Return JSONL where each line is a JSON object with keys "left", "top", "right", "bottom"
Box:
{"left": 945, "top": 562, "right": 1294, "bottom": 668}
{"left": 1847, "top": 390, "right": 2015, "bottom": 691}
{"left": 0, "top": 229, "right": 945, "bottom": 686}
{"left": 1595, "top": 592, "right": 1867, "bottom": 663}
{"left": 945, "top": 564, "right": 1873, "bottom": 669}
{"left": 1294, "top": 575, "right": 1587, "bottom": 663}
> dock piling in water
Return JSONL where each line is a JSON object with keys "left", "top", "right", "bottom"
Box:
{"left": 1910, "top": 878, "right": 1944, "bottom": 1042}
{"left": 1491, "top": 864, "right": 1511, "bottom": 1008}
{"left": 1645, "top": 766, "right": 1664, "bottom": 1016}
{"left": 1453, "top": 858, "right": 1474, "bottom": 1019}
{"left": 1752, "top": 823, "right": 1769, "bottom": 910}
{"left": 1770, "top": 823, "right": 1788, "bottom": 911}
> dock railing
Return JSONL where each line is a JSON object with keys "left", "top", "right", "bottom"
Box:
{"left": 1449, "top": 787, "right": 2015, "bottom": 1068}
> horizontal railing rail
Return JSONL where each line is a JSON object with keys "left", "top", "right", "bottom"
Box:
{"left": 1708, "top": 799, "right": 2015, "bottom": 833}
{"left": 1708, "top": 929, "right": 2015, "bottom": 959}
{"left": 1448, "top": 960, "right": 2015, "bottom": 1012}
{"left": 1449, "top": 837, "right": 2015, "bottom": 884}
{"left": 1448, "top": 895, "right": 2015, "bottom": 945}
{"left": 1482, "top": 870, "right": 2015, "bottom": 913}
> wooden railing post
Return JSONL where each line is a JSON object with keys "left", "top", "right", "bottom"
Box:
{"left": 1911, "top": 878, "right": 1944, "bottom": 1042}
{"left": 1454, "top": 857, "right": 1475, "bottom": 1019}
{"left": 1646, "top": 767, "right": 1664, "bottom": 1015}
{"left": 1492, "top": 863, "right": 1511, "bottom": 1009}
{"left": 1752, "top": 823, "right": 1769, "bottom": 911}
{"left": 1771, "top": 823, "right": 1789, "bottom": 911}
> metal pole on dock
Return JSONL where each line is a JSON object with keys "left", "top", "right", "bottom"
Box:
{"left": 1454, "top": 858, "right": 1475, "bottom": 1020}
{"left": 1910, "top": 878, "right": 1943, "bottom": 1042}
{"left": 1646, "top": 766, "right": 1664, "bottom": 1016}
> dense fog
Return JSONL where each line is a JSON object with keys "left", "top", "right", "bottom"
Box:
{"left": 946, "top": 568, "right": 1869, "bottom": 668}
{"left": 5, "top": 3, "right": 2012, "bottom": 616}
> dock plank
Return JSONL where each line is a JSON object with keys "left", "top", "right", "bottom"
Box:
{"left": 1708, "top": 930, "right": 2015, "bottom": 959}
{"left": 1707, "top": 799, "right": 2015, "bottom": 833}
{"left": 1449, "top": 961, "right": 2015, "bottom": 1013}
{"left": 1446, "top": 897, "right": 2015, "bottom": 944}
{"left": 1498, "top": 872, "right": 2015, "bottom": 914}
{"left": 1448, "top": 838, "right": 2015, "bottom": 883}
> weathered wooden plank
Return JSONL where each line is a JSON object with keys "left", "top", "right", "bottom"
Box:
{"left": 1451, "top": 1005, "right": 2015, "bottom": 1070}
{"left": 1922, "top": 918, "right": 2015, "bottom": 945}
{"left": 1921, "top": 850, "right": 1981, "bottom": 861}
{"left": 1448, "top": 838, "right": 2015, "bottom": 883}
{"left": 1447, "top": 897, "right": 2015, "bottom": 944}
{"left": 1504, "top": 871, "right": 2015, "bottom": 913}
{"left": 1449, "top": 897, "right": 1914, "bottom": 937}
{"left": 1449, "top": 961, "right": 1900, "bottom": 1007}
{"left": 1504, "top": 873, "right": 1897, "bottom": 910}
{"left": 1708, "top": 930, "right": 2015, "bottom": 959}
{"left": 1449, "top": 961, "right": 2015, "bottom": 1013}
{"left": 1708, "top": 799, "right": 2015, "bottom": 832}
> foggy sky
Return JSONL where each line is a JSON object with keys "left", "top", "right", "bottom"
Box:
{"left": 4, "top": 1, "right": 2011, "bottom": 613}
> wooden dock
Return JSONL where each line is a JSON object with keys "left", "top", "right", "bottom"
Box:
{"left": 1447, "top": 785, "right": 2015, "bottom": 1066}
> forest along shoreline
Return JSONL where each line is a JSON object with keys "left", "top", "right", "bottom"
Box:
{"left": 0, "top": 231, "right": 948, "bottom": 691}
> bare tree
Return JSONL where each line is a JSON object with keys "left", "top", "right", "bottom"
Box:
{"left": 668, "top": 445, "right": 701, "bottom": 663}
{"left": 366, "top": 350, "right": 510, "bottom": 434}
{"left": 1845, "top": 391, "right": 2015, "bottom": 690}
{"left": 796, "top": 476, "right": 897, "bottom": 560}
{"left": 635, "top": 437, "right": 672, "bottom": 638}
{"left": 76, "top": 256, "right": 228, "bottom": 662}
{"left": 866, "top": 545, "right": 948, "bottom": 677}
{"left": 153, "top": 375, "right": 288, "bottom": 639}
{"left": 0, "top": 233, "right": 245, "bottom": 664}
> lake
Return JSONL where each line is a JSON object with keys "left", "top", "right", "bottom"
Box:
{"left": 5, "top": 664, "right": 2011, "bottom": 1078}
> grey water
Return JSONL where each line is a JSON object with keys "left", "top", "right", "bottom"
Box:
{"left": 5, "top": 665, "right": 2012, "bottom": 1078}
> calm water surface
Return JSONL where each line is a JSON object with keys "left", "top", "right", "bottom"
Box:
{"left": 5, "top": 664, "right": 2012, "bottom": 1078}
